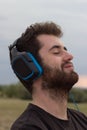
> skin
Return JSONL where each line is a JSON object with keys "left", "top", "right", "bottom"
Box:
{"left": 38, "top": 34, "right": 74, "bottom": 73}
{"left": 32, "top": 34, "right": 75, "bottom": 120}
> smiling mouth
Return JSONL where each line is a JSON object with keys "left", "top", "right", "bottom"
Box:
{"left": 62, "top": 62, "right": 74, "bottom": 71}
{"left": 64, "top": 63, "right": 73, "bottom": 68}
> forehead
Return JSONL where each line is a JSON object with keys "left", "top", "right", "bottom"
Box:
{"left": 37, "top": 34, "right": 64, "bottom": 51}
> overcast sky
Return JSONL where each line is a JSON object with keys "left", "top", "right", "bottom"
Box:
{"left": 0, "top": 0, "right": 87, "bottom": 85}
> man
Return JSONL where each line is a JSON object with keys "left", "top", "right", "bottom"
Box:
{"left": 9, "top": 22, "right": 87, "bottom": 130}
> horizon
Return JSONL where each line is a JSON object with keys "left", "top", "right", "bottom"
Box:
{"left": 0, "top": 0, "right": 87, "bottom": 84}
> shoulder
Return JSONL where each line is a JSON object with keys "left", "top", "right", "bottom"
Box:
{"left": 68, "top": 108, "right": 87, "bottom": 121}
{"left": 11, "top": 125, "right": 42, "bottom": 130}
{"left": 11, "top": 103, "right": 48, "bottom": 130}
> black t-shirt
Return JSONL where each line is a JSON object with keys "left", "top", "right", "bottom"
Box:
{"left": 11, "top": 103, "right": 87, "bottom": 130}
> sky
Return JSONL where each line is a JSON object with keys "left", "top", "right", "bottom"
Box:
{"left": 0, "top": 0, "right": 87, "bottom": 85}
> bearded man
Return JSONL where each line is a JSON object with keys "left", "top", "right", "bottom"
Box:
{"left": 9, "top": 22, "right": 87, "bottom": 130}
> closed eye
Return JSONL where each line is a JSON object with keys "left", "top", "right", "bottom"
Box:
{"left": 53, "top": 52, "right": 60, "bottom": 54}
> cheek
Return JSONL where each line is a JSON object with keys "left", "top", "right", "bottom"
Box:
{"left": 43, "top": 56, "right": 62, "bottom": 69}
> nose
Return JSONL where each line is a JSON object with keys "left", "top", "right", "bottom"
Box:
{"left": 63, "top": 51, "right": 73, "bottom": 61}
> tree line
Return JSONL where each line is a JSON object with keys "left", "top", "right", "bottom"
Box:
{"left": 0, "top": 82, "right": 87, "bottom": 102}
{"left": 0, "top": 82, "right": 32, "bottom": 100}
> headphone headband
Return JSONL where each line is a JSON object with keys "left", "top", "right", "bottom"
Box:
{"left": 9, "top": 39, "right": 18, "bottom": 51}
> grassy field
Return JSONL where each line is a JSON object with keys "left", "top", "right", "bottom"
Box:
{"left": 0, "top": 98, "right": 87, "bottom": 130}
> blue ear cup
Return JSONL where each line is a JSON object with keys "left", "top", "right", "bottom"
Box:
{"left": 11, "top": 47, "right": 43, "bottom": 81}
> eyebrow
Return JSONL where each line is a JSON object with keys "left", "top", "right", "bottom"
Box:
{"left": 49, "top": 45, "right": 67, "bottom": 51}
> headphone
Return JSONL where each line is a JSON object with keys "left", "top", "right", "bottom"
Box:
{"left": 9, "top": 39, "right": 43, "bottom": 82}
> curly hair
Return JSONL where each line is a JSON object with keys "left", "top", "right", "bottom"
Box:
{"left": 11, "top": 22, "right": 63, "bottom": 94}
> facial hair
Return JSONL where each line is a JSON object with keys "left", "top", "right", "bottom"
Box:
{"left": 42, "top": 64, "right": 79, "bottom": 95}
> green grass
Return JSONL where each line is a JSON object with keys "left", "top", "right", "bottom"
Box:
{"left": 0, "top": 98, "right": 87, "bottom": 130}
{"left": 0, "top": 98, "right": 29, "bottom": 130}
{"left": 68, "top": 103, "right": 87, "bottom": 115}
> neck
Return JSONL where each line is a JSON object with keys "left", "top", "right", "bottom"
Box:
{"left": 32, "top": 83, "right": 68, "bottom": 120}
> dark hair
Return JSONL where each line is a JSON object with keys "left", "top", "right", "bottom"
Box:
{"left": 11, "top": 22, "right": 63, "bottom": 93}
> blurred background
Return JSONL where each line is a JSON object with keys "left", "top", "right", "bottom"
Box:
{"left": 0, "top": 0, "right": 87, "bottom": 130}
{"left": 0, "top": 0, "right": 87, "bottom": 87}
{"left": 0, "top": 0, "right": 87, "bottom": 86}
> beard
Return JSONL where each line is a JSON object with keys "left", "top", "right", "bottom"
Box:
{"left": 41, "top": 63, "right": 79, "bottom": 96}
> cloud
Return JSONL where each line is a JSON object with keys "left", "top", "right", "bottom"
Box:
{"left": 0, "top": 0, "right": 87, "bottom": 84}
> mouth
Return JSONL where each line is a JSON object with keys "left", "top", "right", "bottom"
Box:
{"left": 63, "top": 62, "right": 74, "bottom": 71}
{"left": 64, "top": 63, "right": 73, "bottom": 68}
